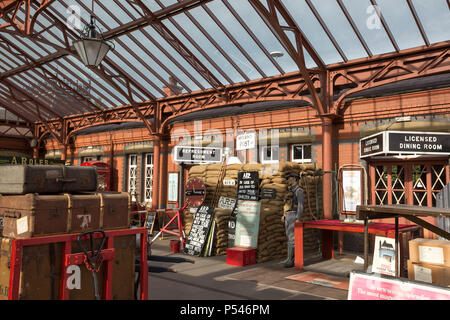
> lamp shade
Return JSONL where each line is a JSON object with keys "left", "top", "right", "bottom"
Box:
{"left": 74, "top": 38, "right": 112, "bottom": 67}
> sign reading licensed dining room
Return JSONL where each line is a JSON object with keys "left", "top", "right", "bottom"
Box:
{"left": 360, "top": 131, "right": 450, "bottom": 158}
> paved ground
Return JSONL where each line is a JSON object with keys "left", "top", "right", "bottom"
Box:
{"left": 146, "top": 236, "right": 351, "bottom": 300}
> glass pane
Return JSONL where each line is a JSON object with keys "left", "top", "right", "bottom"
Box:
{"left": 375, "top": 166, "right": 388, "bottom": 189}
{"left": 413, "top": 191, "right": 427, "bottom": 206}
{"left": 130, "top": 155, "right": 137, "bottom": 166}
{"left": 392, "top": 190, "right": 405, "bottom": 205}
{"left": 310, "top": 0, "right": 368, "bottom": 60}
{"left": 204, "top": 1, "right": 280, "bottom": 78}
{"left": 282, "top": 0, "right": 343, "bottom": 64}
{"left": 411, "top": 0, "right": 450, "bottom": 44}
{"left": 376, "top": 0, "right": 426, "bottom": 49}
{"left": 304, "top": 145, "right": 312, "bottom": 160}
{"left": 376, "top": 190, "right": 388, "bottom": 205}
{"left": 431, "top": 165, "right": 446, "bottom": 191}
{"left": 391, "top": 165, "right": 405, "bottom": 190}
{"left": 272, "top": 146, "right": 279, "bottom": 160}
{"left": 227, "top": 0, "right": 299, "bottom": 71}
{"left": 293, "top": 145, "right": 303, "bottom": 160}
{"left": 147, "top": 154, "right": 153, "bottom": 165}
{"left": 412, "top": 164, "right": 427, "bottom": 190}
{"left": 341, "top": 0, "right": 395, "bottom": 55}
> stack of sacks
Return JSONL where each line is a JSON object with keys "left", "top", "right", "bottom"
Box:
{"left": 211, "top": 208, "right": 232, "bottom": 256}
{"left": 257, "top": 162, "right": 299, "bottom": 263}
{"left": 184, "top": 162, "right": 322, "bottom": 260}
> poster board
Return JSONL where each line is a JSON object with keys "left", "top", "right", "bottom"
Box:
{"left": 167, "top": 172, "right": 178, "bottom": 203}
{"left": 372, "top": 236, "right": 399, "bottom": 276}
{"left": 339, "top": 168, "right": 363, "bottom": 215}
{"left": 184, "top": 205, "right": 215, "bottom": 256}
{"left": 144, "top": 211, "right": 157, "bottom": 234}
{"left": 234, "top": 200, "right": 261, "bottom": 248}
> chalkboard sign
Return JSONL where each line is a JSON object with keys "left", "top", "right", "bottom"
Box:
{"left": 144, "top": 212, "right": 156, "bottom": 234}
{"left": 227, "top": 204, "right": 238, "bottom": 248}
{"left": 260, "top": 188, "right": 277, "bottom": 199}
{"left": 184, "top": 205, "right": 215, "bottom": 256}
{"left": 237, "top": 171, "right": 259, "bottom": 201}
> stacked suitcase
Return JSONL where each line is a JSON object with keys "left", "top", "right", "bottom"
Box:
{"left": 0, "top": 165, "right": 135, "bottom": 300}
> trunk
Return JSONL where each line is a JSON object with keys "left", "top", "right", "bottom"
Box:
{"left": 0, "top": 235, "right": 136, "bottom": 300}
{"left": 0, "top": 165, "right": 97, "bottom": 195}
{"left": 0, "top": 192, "right": 130, "bottom": 238}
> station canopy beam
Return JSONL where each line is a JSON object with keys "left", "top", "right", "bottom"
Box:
{"left": 0, "top": 0, "right": 446, "bottom": 135}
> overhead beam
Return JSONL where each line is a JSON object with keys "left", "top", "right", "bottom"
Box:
{"left": 249, "top": 0, "right": 325, "bottom": 115}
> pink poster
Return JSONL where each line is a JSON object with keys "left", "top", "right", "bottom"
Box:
{"left": 348, "top": 272, "right": 450, "bottom": 300}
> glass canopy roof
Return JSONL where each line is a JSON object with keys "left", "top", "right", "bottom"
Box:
{"left": 0, "top": 0, "right": 448, "bottom": 123}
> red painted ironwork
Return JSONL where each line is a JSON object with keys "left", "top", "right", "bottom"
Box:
{"left": 8, "top": 227, "right": 148, "bottom": 300}
{"left": 294, "top": 219, "right": 421, "bottom": 276}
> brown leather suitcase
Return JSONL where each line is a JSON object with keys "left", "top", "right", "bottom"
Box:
{"left": 0, "top": 235, "right": 136, "bottom": 300}
{"left": 0, "top": 165, "right": 97, "bottom": 194}
{"left": 0, "top": 192, "right": 130, "bottom": 238}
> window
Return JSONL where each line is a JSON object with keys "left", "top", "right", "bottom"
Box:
{"left": 261, "top": 146, "right": 279, "bottom": 164}
{"left": 371, "top": 161, "right": 449, "bottom": 207}
{"left": 291, "top": 144, "right": 312, "bottom": 163}
{"left": 81, "top": 155, "right": 101, "bottom": 163}
{"left": 128, "top": 154, "right": 138, "bottom": 202}
{"left": 144, "top": 153, "right": 154, "bottom": 203}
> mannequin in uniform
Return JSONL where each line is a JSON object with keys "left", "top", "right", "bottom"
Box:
{"left": 281, "top": 173, "right": 304, "bottom": 268}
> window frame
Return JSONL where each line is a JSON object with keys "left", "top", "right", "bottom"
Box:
{"left": 144, "top": 153, "right": 154, "bottom": 204}
{"left": 260, "top": 145, "right": 279, "bottom": 164}
{"left": 128, "top": 154, "right": 138, "bottom": 202}
{"left": 290, "top": 144, "right": 312, "bottom": 163}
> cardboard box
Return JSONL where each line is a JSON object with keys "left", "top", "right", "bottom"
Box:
{"left": 409, "top": 238, "right": 450, "bottom": 267}
{"left": 226, "top": 247, "right": 255, "bottom": 267}
{"left": 407, "top": 260, "right": 450, "bottom": 287}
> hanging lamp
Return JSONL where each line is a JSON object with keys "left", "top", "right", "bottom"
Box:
{"left": 73, "top": 0, "right": 113, "bottom": 67}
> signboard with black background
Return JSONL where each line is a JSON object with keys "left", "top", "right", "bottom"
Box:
{"left": 360, "top": 132, "right": 384, "bottom": 158}
{"left": 237, "top": 171, "right": 259, "bottom": 201}
{"left": 360, "top": 131, "right": 450, "bottom": 158}
{"left": 184, "top": 205, "right": 215, "bottom": 256}
{"left": 388, "top": 131, "right": 450, "bottom": 154}
{"left": 174, "top": 146, "right": 222, "bottom": 164}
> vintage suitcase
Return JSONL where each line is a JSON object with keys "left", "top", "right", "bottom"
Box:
{"left": 0, "top": 165, "right": 97, "bottom": 194}
{"left": 0, "top": 192, "right": 130, "bottom": 238}
{"left": 0, "top": 235, "right": 136, "bottom": 300}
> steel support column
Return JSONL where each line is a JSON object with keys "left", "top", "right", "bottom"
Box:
{"left": 152, "top": 136, "right": 161, "bottom": 210}
{"left": 322, "top": 116, "right": 333, "bottom": 219}
{"left": 159, "top": 137, "right": 169, "bottom": 209}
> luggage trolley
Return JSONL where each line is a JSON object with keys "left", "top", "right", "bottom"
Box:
{"left": 7, "top": 227, "right": 148, "bottom": 300}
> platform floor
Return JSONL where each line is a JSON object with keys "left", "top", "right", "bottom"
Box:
{"left": 146, "top": 236, "right": 362, "bottom": 300}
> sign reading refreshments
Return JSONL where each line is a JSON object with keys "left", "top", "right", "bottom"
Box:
{"left": 173, "top": 146, "right": 222, "bottom": 164}
{"left": 360, "top": 131, "right": 450, "bottom": 158}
